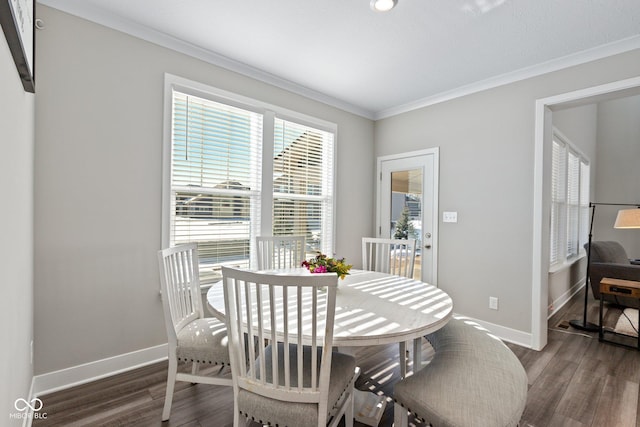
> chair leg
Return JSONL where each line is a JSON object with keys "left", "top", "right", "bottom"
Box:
{"left": 233, "top": 401, "right": 242, "bottom": 427}
{"left": 394, "top": 402, "right": 408, "bottom": 427}
{"left": 162, "top": 356, "right": 178, "bottom": 421}
{"left": 190, "top": 361, "right": 200, "bottom": 384}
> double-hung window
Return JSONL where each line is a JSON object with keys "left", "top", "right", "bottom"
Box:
{"left": 162, "top": 75, "right": 336, "bottom": 283}
{"left": 549, "top": 130, "right": 590, "bottom": 267}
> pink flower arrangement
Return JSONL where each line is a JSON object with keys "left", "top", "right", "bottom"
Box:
{"left": 302, "top": 252, "right": 352, "bottom": 279}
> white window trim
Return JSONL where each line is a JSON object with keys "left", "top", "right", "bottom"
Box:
{"left": 162, "top": 73, "right": 338, "bottom": 270}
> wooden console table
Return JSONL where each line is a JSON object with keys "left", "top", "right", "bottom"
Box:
{"left": 599, "top": 277, "right": 640, "bottom": 350}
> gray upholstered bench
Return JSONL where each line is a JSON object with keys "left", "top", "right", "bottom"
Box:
{"left": 393, "top": 317, "right": 528, "bottom": 427}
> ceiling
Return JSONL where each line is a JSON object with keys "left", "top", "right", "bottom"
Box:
{"left": 38, "top": 0, "right": 640, "bottom": 119}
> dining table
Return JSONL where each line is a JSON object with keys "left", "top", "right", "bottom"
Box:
{"left": 206, "top": 268, "right": 453, "bottom": 426}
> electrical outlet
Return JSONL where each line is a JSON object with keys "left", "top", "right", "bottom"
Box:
{"left": 489, "top": 297, "right": 499, "bottom": 310}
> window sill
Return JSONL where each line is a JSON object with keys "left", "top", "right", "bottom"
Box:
{"left": 549, "top": 253, "right": 586, "bottom": 275}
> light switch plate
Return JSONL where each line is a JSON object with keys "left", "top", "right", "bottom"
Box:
{"left": 443, "top": 211, "right": 458, "bottom": 223}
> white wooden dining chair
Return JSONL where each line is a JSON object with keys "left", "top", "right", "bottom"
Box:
{"left": 256, "top": 235, "right": 306, "bottom": 269}
{"left": 361, "top": 237, "right": 417, "bottom": 278}
{"left": 362, "top": 237, "right": 417, "bottom": 377}
{"left": 221, "top": 266, "right": 360, "bottom": 427}
{"left": 157, "top": 243, "right": 232, "bottom": 421}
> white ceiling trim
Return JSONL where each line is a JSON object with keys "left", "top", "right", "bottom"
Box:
{"left": 37, "top": 0, "right": 376, "bottom": 119}
{"left": 38, "top": 0, "right": 640, "bottom": 122}
{"left": 374, "top": 35, "right": 640, "bottom": 120}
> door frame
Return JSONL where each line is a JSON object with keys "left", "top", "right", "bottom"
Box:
{"left": 376, "top": 148, "right": 439, "bottom": 285}
{"left": 532, "top": 76, "right": 640, "bottom": 351}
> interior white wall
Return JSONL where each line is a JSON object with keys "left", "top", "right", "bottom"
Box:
{"left": 374, "top": 48, "right": 640, "bottom": 341}
{"left": 593, "top": 95, "right": 640, "bottom": 256}
{"left": 553, "top": 105, "right": 599, "bottom": 162}
{"left": 34, "top": 5, "right": 374, "bottom": 376}
{"left": 0, "top": 29, "right": 35, "bottom": 423}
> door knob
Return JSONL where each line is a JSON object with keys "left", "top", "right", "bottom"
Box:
{"left": 424, "top": 244, "right": 431, "bottom": 249}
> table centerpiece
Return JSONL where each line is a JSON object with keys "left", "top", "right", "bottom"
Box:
{"left": 302, "top": 252, "right": 352, "bottom": 280}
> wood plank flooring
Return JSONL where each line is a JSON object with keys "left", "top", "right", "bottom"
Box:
{"left": 33, "top": 291, "right": 640, "bottom": 426}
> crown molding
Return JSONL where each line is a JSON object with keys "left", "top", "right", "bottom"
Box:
{"left": 37, "top": 0, "right": 376, "bottom": 119}
{"left": 37, "top": 1, "right": 640, "bottom": 122}
{"left": 374, "top": 35, "right": 640, "bottom": 120}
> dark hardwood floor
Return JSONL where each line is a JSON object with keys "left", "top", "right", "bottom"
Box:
{"left": 34, "top": 292, "right": 640, "bottom": 427}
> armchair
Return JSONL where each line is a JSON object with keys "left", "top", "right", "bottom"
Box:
{"left": 587, "top": 241, "right": 640, "bottom": 308}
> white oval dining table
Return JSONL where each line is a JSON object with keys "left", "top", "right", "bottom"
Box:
{"left": 208, "top": 268, "right": 452, "bottom": 362}
{"left": 206, "top": 268, "right": 453, "bottom": 426}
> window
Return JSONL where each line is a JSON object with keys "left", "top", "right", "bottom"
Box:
{"left": 549, "top": 130, "right": 589, "bottom": 267}
{"left": 273, "top": 119, "right": 334, "bottom": 249}
{"left": 163, "top": 76, "right": 336, "bottom": 283}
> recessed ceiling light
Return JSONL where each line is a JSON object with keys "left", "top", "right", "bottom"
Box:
{"left": 370, "top": 0, "right": 397, "bottom": 12}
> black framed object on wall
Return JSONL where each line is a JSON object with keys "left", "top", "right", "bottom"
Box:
{"left": 0, "top": 0, "right": 35, "bottom": 93}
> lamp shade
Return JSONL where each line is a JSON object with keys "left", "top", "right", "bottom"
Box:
{"left": 614, "top": 208, "right": 640, "bottom": 229}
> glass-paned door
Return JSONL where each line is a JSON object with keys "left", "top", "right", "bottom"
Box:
{"left": 390, "top": 169, "right": 423, "bottom": 278}
{"left": 378, "top": 150, "right": 438, "bottom": 284}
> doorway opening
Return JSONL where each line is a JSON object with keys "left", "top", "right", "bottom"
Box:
{"left": 532, "top": 76, "right": 640, "bottom": 350}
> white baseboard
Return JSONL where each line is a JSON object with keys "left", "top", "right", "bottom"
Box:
{"left": 22, "top": 379, "right": 36, "bottom": 427}
{"left": 28, "top": 314, "right": 534, "bottom": 402}
{"left": 454, "top": 313, "right": 533, "bottom": 349}
{"left": 31, "top": 344, "right": 168, "bottom": 397}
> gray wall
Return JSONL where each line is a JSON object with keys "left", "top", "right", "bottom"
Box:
{"left": 593, "top": 95, "right": 640, "bottom": 256}
{"left": 0, "top": 28, "right": 35, "bottom": 423}
{"left": 374, "top": 49, "right": 640, "bottom": 335}
{"left": 553, "top": 104, "right": 599, "bottom": 164}
{"left": 29, "top": 3, "right": 640, "bottom": 380}
{"left": 34, "top": 5, "right": 374, "bottom": 375}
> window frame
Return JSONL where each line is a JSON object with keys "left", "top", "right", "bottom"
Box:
{"left": 162, "top": 74, "right": 337, "bottom": 281}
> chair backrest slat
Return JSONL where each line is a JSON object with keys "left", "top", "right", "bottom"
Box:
{"left": 268, "top": 284, "right": 278, "bottom": 386}
{"left": 311, "top": 286, "right": 318, "bottom": 389}
{"left": 221, "top": 267, "right": 338, "bottom": 404}
{"left": 256, "top": 236, "right": 306, "bottom": 270}
{"left": 158, "top": 243, "right": 203, "bottom": 337}
{"left": 362, "top": 237, "right": 417, "bottom": 278}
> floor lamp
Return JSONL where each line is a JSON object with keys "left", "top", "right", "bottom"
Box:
{"left": 569, "top": 202, "right": 640, "bottom": 332}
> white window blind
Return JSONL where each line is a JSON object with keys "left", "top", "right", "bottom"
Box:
{"left": 549, "top": 131, "right": 589, "bottom": 268}
{"left": 550, "top": 139, "right": 566, "bottom": 265}
{"left": 273, "top": 118, "right": 334, "bottom": 254}
{"left": 170, "top": 92, "right": 263, "bottom": 282}
{"left": 566, "top": 151, "right": 580, "bottom": 257}
{"left": 164, "top": 78, "right": 336, "bottom": 283}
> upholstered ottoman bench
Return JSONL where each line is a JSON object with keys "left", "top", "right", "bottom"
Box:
{"left": 393, "top": 317, "right": 528, "bottom": 427}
